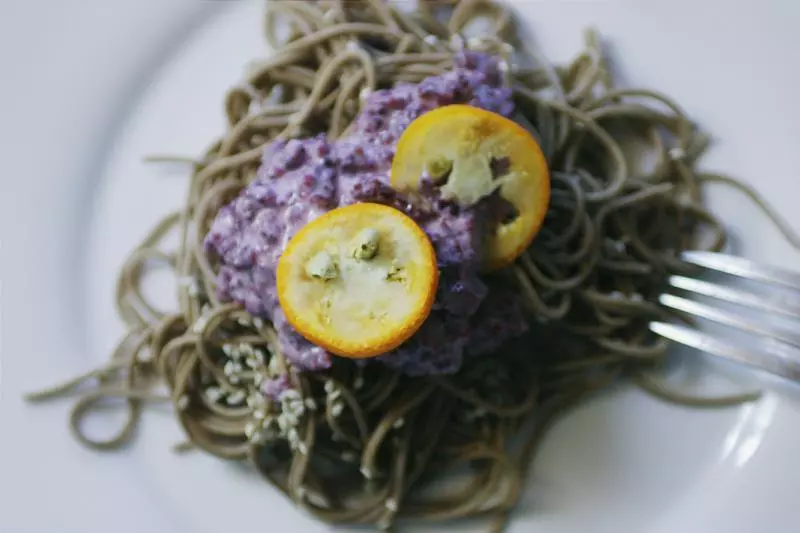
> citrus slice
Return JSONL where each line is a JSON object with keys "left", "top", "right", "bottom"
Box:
{"left": 391, "top": 104, "right": 550, "bottom": 270}
{"left": 277, "top": 203, "right": 438, "bottom": 359}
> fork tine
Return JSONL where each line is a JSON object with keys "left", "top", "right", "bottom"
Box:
{"left": 669, "top": 275, "right": 800, "bottom": 321}
{"left": 659, "top": 294, "right": 800, "bottom": 348}
{"left": 681, "top": 250, "right": 800, "bottom": 290}
{"left": 649, "top": 321, "right": 800, "bottom": 382}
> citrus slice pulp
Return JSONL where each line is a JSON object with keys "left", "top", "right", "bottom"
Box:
{"left": 391, "top": 104, "right": 551, "bottom": 270}
{"left": 277, "top": 203, "right": 439, "bottom": 358}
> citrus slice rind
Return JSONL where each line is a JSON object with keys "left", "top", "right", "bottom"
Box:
{"left": 277, "top": 203, "right": 439, "bottom": 359}
{"left": 391, "top": 104, "right": 551, "bottom": 270}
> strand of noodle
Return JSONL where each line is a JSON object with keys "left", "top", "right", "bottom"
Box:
{"left": 432, "top": 376, "right": 538, "bottom": 417}
{"left": 632, "top": 371, "right": 762, "bottom": 407}
{"left": 68, "top": 387, "right": 170, "bottom": 450}
{"left": 700, "top": 173, "right": 800, "bottom": 250}
{"left": 276, "top": 23, "right": 404, "bottom": 57}
{"left": 361, "top": 384, "right": 435, "bottom": 479}
{"left": 364, "top": 0, "right": 401, "bottom": 31}
{"left": 449, "top": 0, "right": 513, "bottom": 38}
{"left": 290, "top": 48, "right": 377, "bottom": 129}
{"left": 192, "top": 177, "right": 242, "bottom": 285}
{"left": 389, "top": 7, "right": 441, "bottom": 44}
{"left": 143, "top": 155, "right": 202, "bottom": 166}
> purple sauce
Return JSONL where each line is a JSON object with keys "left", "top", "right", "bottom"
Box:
{"left": 261, "top": 373, "right": 292, "bottom": 401}
{"left": 205, "top": 51, "right": 528, "bottom": 375}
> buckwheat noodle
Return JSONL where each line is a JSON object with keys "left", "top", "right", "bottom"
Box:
{"left": 26, "top": 0, "right": 800, "bottom": 531}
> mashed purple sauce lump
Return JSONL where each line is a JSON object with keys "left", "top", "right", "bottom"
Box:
{"left": 205, "top": 51, "right": 528, "bottom": 377}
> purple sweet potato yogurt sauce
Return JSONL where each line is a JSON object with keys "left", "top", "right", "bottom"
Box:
{"left": 205, "top": 51, "right": 529, "bottom": 385}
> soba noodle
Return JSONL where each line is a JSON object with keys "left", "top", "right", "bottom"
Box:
{"left": 26, "top": 1, "right": 799, "bottom": 531}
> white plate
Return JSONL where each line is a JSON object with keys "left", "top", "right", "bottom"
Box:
{"left": 2, "top": 1, "right": 800, "bottom": 532}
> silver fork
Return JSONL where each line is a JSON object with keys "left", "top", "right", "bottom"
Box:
{"left": 649, "top": 251, "right": 800, "bottom": 382}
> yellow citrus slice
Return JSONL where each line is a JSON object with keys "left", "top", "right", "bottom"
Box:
{"left": 277, "top": 203, "right": 438, "bottom": 358}
{"left": 391, "top": 104, "right": 551, "bottom": 270}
